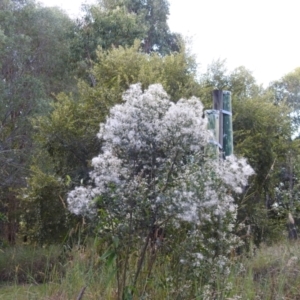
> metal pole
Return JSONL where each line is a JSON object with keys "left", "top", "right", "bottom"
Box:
{"left": 212, "top": 90, "right": 233, "bottom": 157}
{"left": 213, "top": 90, "right": 223, "bottom": 151}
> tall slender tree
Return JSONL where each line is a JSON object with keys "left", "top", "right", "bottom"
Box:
{"left": 122, "top": 0, "right": 180, "bottom": 53}
{"left": 71, "top": 0, "right": 180, "bottom": 70}
{"left": 0, "top": 0, "right": 76, "bottom": 243}
{"left": 270, "top": 67, "right": 300, "bottom": 134}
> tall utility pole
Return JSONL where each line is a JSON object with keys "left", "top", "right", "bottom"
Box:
{"left": 207, "top": 90, "right": 233, "bottom": 157}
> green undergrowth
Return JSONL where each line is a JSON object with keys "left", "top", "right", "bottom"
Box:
{"left": 2, "top": 240, "right": 300, "bottom": 299}
{"left": 0, "top": 245, "right": 63, "bottom": 284}
{"left": 226, "top": 241, "right": 300, "bottom": 299}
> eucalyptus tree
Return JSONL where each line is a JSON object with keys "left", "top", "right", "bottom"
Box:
{"left": 268, "top": 68, "right": 300, "bottom": 238}
{"left": 122, "top": 0, "right": 180, "bottom": 54}
{"left": 70, "top": 3, "right": 146, "bottom": 67}
{"left": 199, "top": 60, "right": 262, "bottom": 107}
{"left": 0, "top": 0, "right": 76, "bottom": 243}
{"left": 270, "top": 67, "right": 300, "bottom": 134}
{"left": 70, "top": 0, "right": 180, "bottom": 75}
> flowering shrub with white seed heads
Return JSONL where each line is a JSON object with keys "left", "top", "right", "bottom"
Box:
{"left": 67, "top": 83, "right": 254, "bottom": 294}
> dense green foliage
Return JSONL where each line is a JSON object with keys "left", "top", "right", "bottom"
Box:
{"left": 270, "top": 67, "right": 300, "bottom": 133}
{"left": 97, "top": 0, "right": 180, "bottom": 54}
{"left": 70, "top": 0, "right": 180, "bottom": 84}
{"left": 0, "top": 0, "right": 76, "bottom": 243}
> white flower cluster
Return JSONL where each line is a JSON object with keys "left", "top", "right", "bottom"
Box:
{"left": 67, "top": 84, "right": 254, "bottom": 277}
{"left": 219, "top": 155, "right": 255, "bottom": 193}
{"left": 67, "top": 186, "right": 95, "bottom": 216}
{"left": 68, "top": 83, "right": 254, "bottom": 222}
{"left": 67, "top": 83, "right": 217, "bottom": 217}
{"left": 171, "top": 155, "right": 254, "bottom": 226}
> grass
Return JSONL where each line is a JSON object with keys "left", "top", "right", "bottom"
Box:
{"left": 0, "top": 284, "right": 52, "bottom": 300}
{"left": 0, "top": 245, "right": 63, "bottom": 284}
{"left": 226, "top": 241, "right": 300, "bottom": 299}
{"left": 2, "top": 240, "right": 300, "bottom": 299}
